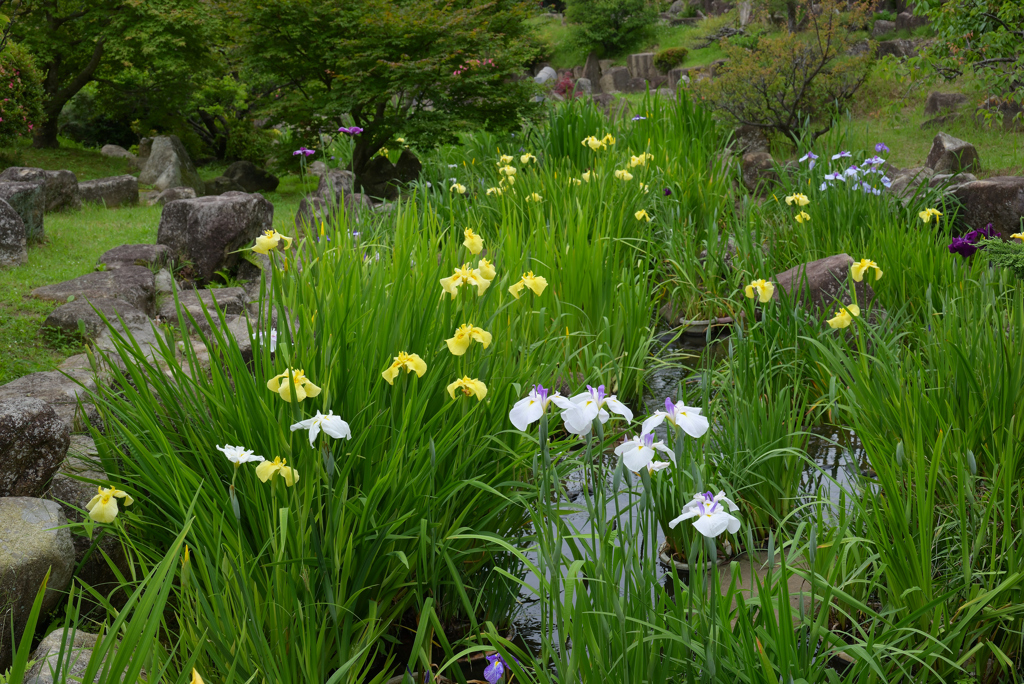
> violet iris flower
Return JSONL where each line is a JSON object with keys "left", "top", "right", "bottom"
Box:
{"left": 831, "top": 151, "right": 851, "bottom": 160}
{"left": 663, "top": 187, "right": 672, "bottom": 196}
{"left": 293, "top": 146, "right": 315, "bottom": 156}
{"left": 338, "top": 126, "right": 363, "bottom": 135}
{"left": 948, "top": 223, "right": 996, "bottom": 258}
{"left": 864, "top": 155, "right": 885, "bottom": 166}
{"left": 484, "top": 653, "right": 517, "bottom": 684}
{"left": 799, "top": 151, "right": 818, "bottom": 169}
{"left": 632, "top": 115, "right": 647, "bottom": 121}
{"left": 875, "top": 142, "right": 890, "bottom": 154}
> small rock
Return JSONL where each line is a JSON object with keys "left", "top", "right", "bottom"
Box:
{"left": 357, "top": 150, "right": 420, "bottom": 200}
{"left": 98, "top": 244, "right": 172, "bottom": 270}
{"left": 929, "top": 172, "right": 977, "bottom": 189}
{"left": 627, "top": 53, "right": 657, "bottom": 81}
{"left": 93, "top": 320, "right": 166, "bottom": 373}
{"left": 574, "top": 77, "right": 593, "bottom": 95}
{"left": 0, "top": 399, "right": 70, "bottom": 497}
{"left": 154, "top": 268, "right": 174, "bottom": 295}
{"left": 772, "top": 253, "right": 875, "bottom": 316}
{"left": 0, "top": 168, "right": 80, "bottom": 213}
{"left": 668, "top": 0, "right": 686, "bottom": 13}
{"left": 924, "top": 92, "right": 969, "bottom": 116}
{"left": 876, "top": 39, "right": 918, "bottom": 58}
{"left": 223, "top": 160, "right": 279, "bottom": 193}
{"left": 31, "top": 265, "right": 156, "bottom": 316}
{"left": 307, "top": 160, "right": 328, "bottom": 178}
{"left": 24, "top": 629, "right": 108, "bottom": 684}
{"left": 152, "top": 186, "right": 197, "bottom": 206}
{"left": 925, "top": 131, "right": 980, "bottom": 174}
{"left": 0, "top": 181, "right": 44, "bottom": 241}
{"left": 0, "top": 198, "right": 26, "bottom": 268}
{"left": 0, "top": 371, "right": 101, "bottom": 434}
{"left": 100, "top": 144, "right": 135, "bottom": 161}
{"left": 78, "top": 175, "right": 139, "bottom": 208}
{"left": 598, "top": 66, "right": 630, "bottom": 94}
{"left": 316, "top": 169, "right": 356, "bottom": 206}
{"left": 44, "top": 298, "right": 151, "bottom": 340}
{"left": 158, "top": 287, "right": 248, "bottom": 334}
{"left": 204, "top": 176, "right": 246, "bottom": 196}
{"left": 534, "top": 66, "right": 558, "bottom": 84}
{"left": 895, "top": 11, "right": 928, "bottom": 32}
{"left": 871, "top": 19, "right": 895, "bottom": 37}
{"left": 157, "top": 192, "right": 273, "bottom": 283}
{"left": 137, "top": 135, "right": 204, "bottom": 195}
{"left": 951, "top": 176, "right": 1024, "bottom": 240}
{"left": 741, "top": 150, "right": 778, "bottom": 194}
{"left": 0, "top": 498, "right": 76, "bottom": 672}
{"left": 975, "top": 97, "right": 1024, "bottom": 132}
{"left": 887, "top": 166, "right": 934, "bottom": 198}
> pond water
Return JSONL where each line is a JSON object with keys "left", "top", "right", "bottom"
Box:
{"left": 509, "top": 332, "right": 869, "bottom": 654}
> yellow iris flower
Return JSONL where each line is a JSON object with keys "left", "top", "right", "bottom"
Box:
{"left": 87, "top": 485, "right": 134, "bottom": 523}
{"left": 582, "top": 136, "right": 605, "bottom": 151}
{"left": 499, "top": 165, "right": 517, "bottom": 177}
{"left": 520, "top": 153, "right": 536, "bottom": 164}
{"left": 382, "top": 351, "right": 427, "bottom": 384}
{"left": 851, "top": 258, "right": 883, "bottom": 282}
{"left": 744, "top": 279, "right": 775, "bottom": 303}
{"left": 827, "top": 304, "right": 861, "bottom": 329}
{"left": 255, "top": 456, "right": 299, "bottom": 486}
{"left": 267, "top": 368, "right": 321, "bottom": 402}
{"left": 440, "top": 263, "right": 492, "bottom": 298}
{"left": 450, "top": 183, "right": 467, "bottom": 194}
{"left": 191, "top": 670, "right": 204, "bottom": 684}
{"left": 635, "top": 209, "right": 652, "bottom": 222}
{"left": 499, "top": 154, "right": 514, "bottom": 164}
{"left": 629, "top": 152, "right": 654, "bottom": 168}
{"left": 446, "top": 324, "right": 492, "bottom": 356}
{"left": 569, "top": 178, "right": 582, "bottom": 186}
{"left": 795, "top": 211, "right": 811, "bottom": 224}
{"left": 463, "top": 228, "right": 484, "bottom": 255}
{"left": 1012, "top": 233, "right": 1024, "bottom": 242}
{"left": 486, "top": 187, "right": 503, "bottom": 196}
{"left": 509, "top": 271, "right": 548, "bottom": 299}
{"left": 253, "top": 230, "right": 293, "bottom": 255}
{"left": 785, "top": 193, "right": 810, "bottom": 206}
{"left": 582, "top": 170, "right": 594, "bottom": 182}
{"left": 447, "top": 376, "right": 488, "bottom": 401}
{"left": 477, "top": 258, "right": 496, "bottom": 281}
{"left": 919, "top": 208, "right": 942, "bottom": 223}
{"left": 614, "top": 169, "right": 633, "bottom": 181}
{"left": 601, "top": 133, "right": 616, "bottom": 146}
{"left": 526, "top": 192, "right": 543, "bottom": 202}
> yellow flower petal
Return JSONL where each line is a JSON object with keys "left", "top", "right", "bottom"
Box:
{"left": 477, "top": 258, "right": 496, "bottom": 281}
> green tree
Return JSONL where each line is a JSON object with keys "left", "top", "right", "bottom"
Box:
{"left": 242, "top": 0, "right": 540, "bottom": 178}
{"left": 918, "top": 0, "right": 1023, "bottom": 101}
{"left": 0, "top": 42, "right": 45, "bottom": 147}
{"left": 564, "top": 0, "right": 657, "bottom": 57}
{"left": 12, "top": 0, "right": 214, "bottom": 148}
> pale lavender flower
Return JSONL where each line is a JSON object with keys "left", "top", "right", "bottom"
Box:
{"left": 799, "top": 151, "right": 819, "bottom": 169}
{"left": 831, "top": 151, "right": 851, "bottom": 160}
{"left": 338, "top": 126, "right": 363, "bottom": 135}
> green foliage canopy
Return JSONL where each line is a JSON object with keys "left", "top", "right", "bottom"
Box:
{"left": 242, "top": 0, "right": 540, "bottom": 175}
{"left": 564, "top": 0, "right": 657, "bottom": 57}
{"left": 0, "top": 42, "right": 44, "bottom": 147}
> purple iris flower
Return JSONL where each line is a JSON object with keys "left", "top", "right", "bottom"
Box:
{"left": 632, "top": 115, "right": 647, "bottom": 121}
{"left": 824, "top": 172, "right": 843, "bottom": 182}
{"left": 875, "top": 142, "right": 890, "bottom": 154}
{"left": 844, "top": 165, "right": 860, "bottom": 178}
{"left": 948, "top": 224, "right": 995, "bottom": 258}
{"left": 880, "top": 175, "right": 892, "bottom": 188}
{"left": 293, "top": 146, "right": 315, "bottom": 156}
{"left": 338, "top": 126, "right": 364, "bottom": 135}
{"left": 799, "top": 151, "right": 818, "bottom": 169}
{"left": 864, "top": 155, "right": 885, "bottom": 166}
{"left": 484, "top": 653, "right": 517, "bottom": 684}
{"left": 663, "top": 187, "right": 672, "bottom": 196}
{"left": 831, "top": 151, "right": 851, "bottom": 161}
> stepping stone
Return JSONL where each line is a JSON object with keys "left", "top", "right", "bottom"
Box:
{"left": 31, "top": 265, "right": 156, "bottom": 316}
{"left": 157, "top": 287, "right": 248, "bottom": 333}
{"left": 0, "top": 167, "right": 80, "bottom": 213}
{"left": 78, "top": 174, "right": 139, "bottom": 208}
{"left": 0, "top": 370, "right": 101, "bottom": 434}
{"left": 97, "top": 243, "right": 172, "bottom": 270}
{"left": 44, "top": 297, "right": 150, "bottom": 340}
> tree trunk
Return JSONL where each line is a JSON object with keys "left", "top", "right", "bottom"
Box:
{"left": 32, "top": 104, "right": 62, "bottom": 148}
{"left": 32, "top": 41, "right": 106, "bottom": 149}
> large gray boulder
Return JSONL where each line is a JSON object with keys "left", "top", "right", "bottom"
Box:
{"left": 0, "top": 181, "right": 44, "bottom": 241}
{"left": 78, "top": 175, "right": 139, "bottom": 208}
{"left": 772, "top": 253, "right": 876, "bottom": 316}
{"left": 876, "top": 39, "right": 919, "bottom": 58}
{"left": 152, "top": 186, "right": 196, "bottom": 206}
{"left": 0, "top": 168, "right": 80, "bottom": 213}
{"left": 871, "top": 19, "right": 895, "bottom": 38}
{"left": 0, "top": 371, "right": 101, "bottom": 434}
{"left": 224, "top": 160, "right": 280, "bottom": 193}
{"left": 925, "top": 132, "right": 980, "bottom": 174}
{"left": 924, "top": 92, "right": 969, "bottom": 116}
{"left": 0, "top": 498, "right": 76, "bottom": 671}
{"left": 357, "top": 150, "right": 420, "bottom": 200}
{"left": 741, "top": 150, "right": 778, "bottom": 195}
{"left": 44, "top": 297, "right": 151, "bottom": 340}
{"left": 599, "top": 66, "right": 631, "bottom": 93}
{"left": 98, "top": 243, "right": 172, "bottom": 271}
{"left": 204, "top": 175, "right": 246, "bottom": 196}
{"left": 582, "top": 51, "right": 601, "bottom": 86}
{"left": 31, "top": 265, "right": 156, "bottom": 316}
{"left": 0, "top": 399, "right": 70, "bottom": 497}
{"left": 157, "top": 191, "right": 273, "bottom": 283}
{"left": 951, "top": 176, "right": 1024, "bottom": 240}
{"left": 137, "top": 135, "right": 204, "bottom": 195}
{"left": 627, "top": 53, "right": 658, "bottom": 81}
{"left": 158, "top": 286, "right": 248, "bottom": 333}
{"left": 887, "top": 166, "right": 935, "bottom": 198}
{"left": 0, "top": 198, "right": 26, "bottom": 268}
{"left": 100, "top": 144, "right": 135, "bottom": 161}
{"left": 534, "top": 66, "right": 557, "bottom": 84}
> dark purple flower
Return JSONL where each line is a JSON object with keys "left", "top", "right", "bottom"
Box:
{"left": 875, "top": 142, "right": 890, "bottom": 154}
{"left": 948, "top": 237, "right": 979, "bottom": 258}
{"left": 338, "top": 126, "right": 363, "bottom": 136}
{"left": 484, "top": 653, "right": 517, "bottom": 684}
{"left": 663, "top": 187, "right": 672, "bottom": 196}
{"left": 293, "top": 146, "right": 315, "bottom": 157}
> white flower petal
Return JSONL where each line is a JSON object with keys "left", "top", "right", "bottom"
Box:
{"left": 641, "top": 412, "right": 666, "bottom": 435}
{"left": 621, "top": 445, "right": 651, "bottom": 472}
{"left": 675, "top": 410, "right": 710, "bottom": 438}
{"left": 322, "top": 416, "right": 352, "bottom": 440}
{"left": 509, "top": 399, "right": 543, "bottom": 431}
{"left": 605, "top": 397, "right": 633, "bottom": 421}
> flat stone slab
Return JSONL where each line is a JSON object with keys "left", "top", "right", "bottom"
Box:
{"left": 0, "top": 370, "right": 101, "bottom": 434}
{"left": 31, "top": 265, "right": 156, "bottom": 317}
{"left": 0, "top": 167, "right": 80, "bottom": 213}
{"left": 78, "top": 175, "right": 139, "bottom": 208}
{"left": 98, "top": 243, "right": 172, "bottom": 270}
{"left": 93, "top": 320, "right": 166, "bottom": 373}
{"left": 157, "top": 287, "right": 248, "bottom": 333}
{"left": 44, "top": 297, "right": 151, "bottom": 340}
{"left": 0, "top": 398, "right": 70, "bottom": 497}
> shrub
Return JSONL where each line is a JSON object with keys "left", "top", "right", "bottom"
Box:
{"left": 565, "top": 0, "right": 658, "bottom": 57}
{"left": 696, "top": 0, "right": 871, "bottom": 142}
{"left": 0, "top": 43, "right": 44, "bottom": 148}
{"left": 654, "top": 47, "right": 689, "bottom": 72}
{"left": 979, "top": 237, "right": 1024, "bottom": 279}
{"left": 58, "top": 83, "right": 138, "bottom": 149}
